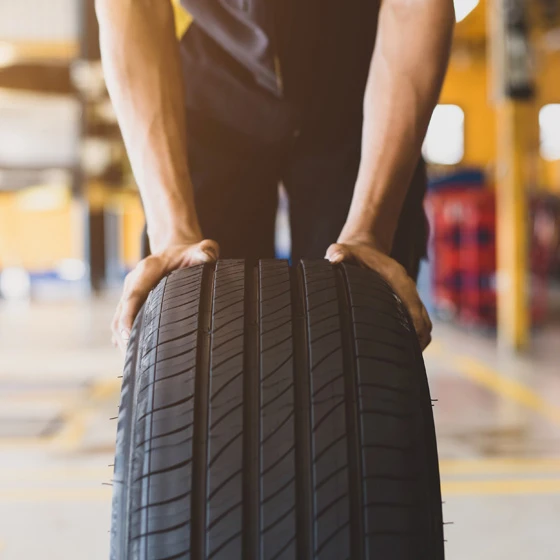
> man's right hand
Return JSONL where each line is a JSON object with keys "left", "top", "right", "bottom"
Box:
{"left": 112, "top": 239, "right": 219, "bottom": 352}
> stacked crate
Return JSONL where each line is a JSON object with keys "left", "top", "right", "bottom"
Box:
{"left": 427, "top": 192, "right": 465, "bottom": 319}
{"left": 428, "top": 188, "right": 556, "bottom": 327}
{"left": 428, "top": 189, "right": 496, "bottom": 325}
{"left": 457, "top": 191, "right": 497, "bottom": 325}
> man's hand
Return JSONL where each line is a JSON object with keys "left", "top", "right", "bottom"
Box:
{"left": 98, "top": 0, "right": 215, "bottom": 352}
{"left": 326, "top": 237, "right": 432, "bottom": 350}
{"left": 112, "top": 239, "right": 219, "bottom": 352}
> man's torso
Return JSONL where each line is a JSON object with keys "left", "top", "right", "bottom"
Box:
{"left": 176, "top": 0, "right": 381, "bottom": 140}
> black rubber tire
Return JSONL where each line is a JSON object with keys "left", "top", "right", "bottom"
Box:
{"left": 110, "top": 259, "right": 443, "bottom": 560}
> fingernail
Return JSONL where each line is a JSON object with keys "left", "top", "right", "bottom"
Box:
{"left": 121, "top": 329, "right": 130, "bottom": 342}
{"left": 328, "top": 252, "right": 344, "bottom": 263}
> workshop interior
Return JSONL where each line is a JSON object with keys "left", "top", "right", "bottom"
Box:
{"left": 0, "top": 1, "right": 560, "bottom": 559}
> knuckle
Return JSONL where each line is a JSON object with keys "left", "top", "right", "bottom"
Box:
{"left": 123, "top": 288, "right": 142, "bottom": 303}
{"left": 410, "top": 311, "right": 424, "bottom": 331}
{"left": 136, "top": 256, "right": 155, "bottom": 273}
{"left": 201, "top": 239, "right": 219, "bottom": 252}
{"left": 387, "top": 264, "right": 405, "bottom": 283}
{"left": 123, "top": 272, "right": 134, "bottom": 288}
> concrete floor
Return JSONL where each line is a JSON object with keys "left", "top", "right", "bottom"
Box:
{"left": 0, "top": 294, "right": 559, "bottom": 560}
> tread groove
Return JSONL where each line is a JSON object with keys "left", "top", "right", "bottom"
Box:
{"left": 260, "top": 317, "right": 292, "bottom": 336}
{"left": 243, "top": 261, "right": 260, "bottom": 560}
{"left": 119, "top": 298, "right": 147, "bottom": 560}
{"left": 291, "top": 262, "right": 314, "bottom": 559}
{"left": 208, "top": 431, "right": 243, "bottom": 468}
{"left": 260, "top": 476, "right": 295, "bottom": 506}
{"left": 190, "top": 263, "right": 215, "bottom": 560}
{"left": 261, "top": 443, "right": 295, "bottom": 477}
{"left": 311, "top": 345, "right": 341, "bottom": 370}
{"left": 207, "top": 469, "right": 242, "bottom": 501}
{"left": 131, "top": 490, "right": 192, "bottom": 513}
{"left": 261, "top": 353, "right": 293, "bottom": 383}
{"left": 137, "top": 365, "right": 197, "bottom": 397}
{"left": 337, "top": 264, "right": 365, "bottom": 559}
{"left": 260, "top": 411, "right": 295, "bottom": 447}
{"left": 144, "top": 276, "right": 168, "bottom": 555}
{"left": 136, "top": 394, "right": 194, "bottom": 423}
{"left": 132, "top": 520, "right": 190, "bottom": 541}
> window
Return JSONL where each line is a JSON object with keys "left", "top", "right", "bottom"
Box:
{"left": 423, "top": 105, "right": 465, "bottom": 165}
{"left": 539, "top": 104, "right": 560, "bottom": 161}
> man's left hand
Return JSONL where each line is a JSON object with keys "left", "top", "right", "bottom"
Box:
{"left": 326, "top": 238, "right": 432, "bottom": 350}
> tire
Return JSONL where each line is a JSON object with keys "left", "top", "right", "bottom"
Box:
{"left": 110, "top": 259, "right": 443, "bottom": 560}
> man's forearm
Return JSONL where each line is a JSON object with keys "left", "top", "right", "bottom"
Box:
{"left": 341, "top": 0, "right": 454, "bottom": 253}
{"left": 96, "top": 0, "right": 201, "bottom": 252}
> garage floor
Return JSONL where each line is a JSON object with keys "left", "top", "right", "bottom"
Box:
{"left": 0, "top": 294, "right": 559, "bottom": 560}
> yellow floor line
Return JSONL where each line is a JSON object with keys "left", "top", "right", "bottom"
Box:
{"left": 51, "top": 410, "right": 91, "bottom": 451}
{"left": 89, "top": 378, "right": 121, "bottom": 401}
{"left": 0, "top": 439, "right": 54, "bottom": 450}
{"left": 0, "top": 488, "right": 111, "bottom": 503}
{"left": 1, "top": 479, "right": 559, "bottom": 502}
{"left": 0, "top": 392, "right": 77, "bottom": 404}
{"left": 451, "top": 355, "right": 560, "bottom": 426}
{"left": 440, "top": 457, "right": 560, "bottom": 475}
{"left": 0, "top": 467, "right": 111, "bottom": 481}
{"left": 3, "top": 458, "right": 560, "bottom": 482}
{"left": 442, "top": 478, "right": 560, "bottom": 495}
{"left": 49, "top": 378, "right": 121, "bottom": 451}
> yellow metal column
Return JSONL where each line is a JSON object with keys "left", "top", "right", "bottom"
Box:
{"left": 495, "top": 102, "right": 529, "bottom": 349}
{"left": 489, "top": 0, "right": 533, "bottom": 351}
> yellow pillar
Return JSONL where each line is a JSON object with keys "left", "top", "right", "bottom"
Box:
{"left": 495, "top": 102, "right": 529, "bottom": 350}
{"left": 489, "top": 0, "right": 533, "bottom": 351}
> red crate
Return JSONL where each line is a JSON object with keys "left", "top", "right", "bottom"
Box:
{"left": 428, "top": 188, "right": 553, "bottom": 327}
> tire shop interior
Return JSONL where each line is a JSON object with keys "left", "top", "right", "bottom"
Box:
{"left": 1, "top": 1, "right": 560, "bottom": 559}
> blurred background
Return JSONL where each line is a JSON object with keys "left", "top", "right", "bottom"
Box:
{"left": 0, "top": 0, "right": 559, "bottom": 559}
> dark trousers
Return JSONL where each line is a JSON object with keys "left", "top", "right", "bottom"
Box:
{"left": 144, "top": 109, "right": 429, "bottom": 280}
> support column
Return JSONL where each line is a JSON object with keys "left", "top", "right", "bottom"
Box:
{"left": 489, "top": 0, "right": 534, "bottom": 351}
{"left": 495, "top": 101, "right": 529, "bottom": 349}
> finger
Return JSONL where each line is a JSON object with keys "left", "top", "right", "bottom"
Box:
{"left": 116, "top": 332, "right": 128, "bottom": 354}
{"left": 111, "top": 302, "right": 121, "bottom": 334}
{"left": 197, "top": 239, "right": 220, "bottom": 261}
{"left": 343, "top": 247, "right": 430, "bottom": 347}
{"left": 119, "top": 291, "right": 146, "bottom": 345}
{"left": 111, "top": 301, "right": 123, "bottom": 345}
{"left": 325, "top": 243, "right": 350, "bottom": 264}
{"left": 381, "top": 265, "right": 429, "bottom": 342}
{"left": 421, "top": 305, "right": 433, "bottom": 333}
{"left": 112, "top": 300, "right": 128, "bottom": 353}
{"left": 420, "top": 331, "right": 432, "bottom": 351}
{"left": 187, "top": 241, "right": 220, "bottom": 265}
{"left": 419, "top": 306, "right": 432, "bottom": 350}
{"left": 119, "top": 258, "right": 165, "bottom": 341}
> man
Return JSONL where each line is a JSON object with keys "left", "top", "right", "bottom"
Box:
{"left": 96, "top": 0, "right": 455, "bottom": 352}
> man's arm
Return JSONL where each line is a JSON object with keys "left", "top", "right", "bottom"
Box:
{"left": 96, "top": 0, "right": 218, "bottom": 350}
{"left": 328, "top": 0, "right": 455, "bottom": 349}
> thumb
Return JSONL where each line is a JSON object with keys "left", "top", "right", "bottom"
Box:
{"left": 325, "top": 243, "right": 349, "bottom": 264}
